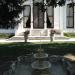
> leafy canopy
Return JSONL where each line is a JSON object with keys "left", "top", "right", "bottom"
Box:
{"left": 0, "top": 0, "right": 72, "bottom": 26}
{"left": 0, "top": 0, "right": 24, "bottom": 26}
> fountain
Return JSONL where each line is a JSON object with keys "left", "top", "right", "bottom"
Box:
{"left": 31, "top": 29, "right": 51, "bottom": 70}
{"left": 31, "top": 48, "right": 51, "bottom": 70}
{"left": 31, "top": 0, "right": 51, "bottom": 73}
{"left": 31, "top": 47, "right": 51, "bottom": 75}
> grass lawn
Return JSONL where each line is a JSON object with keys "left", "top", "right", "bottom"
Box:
{"left": 0, "top": 42, "right": 75, "bottom": 57}
{"left": 64, "top": 33, "right": 75, "bottom": 38}
{"left": 0, "top": 33, "right": 14, "bottom": 39}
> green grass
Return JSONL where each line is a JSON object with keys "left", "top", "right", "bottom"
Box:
{"left": 0, "top": 42, "right": 75, "bottom": 57}
{"left": 0, "top": 33, "right": 14, "bottom": 39}
{"left": 64, "top": 32, "right": 75, "bottom": 38}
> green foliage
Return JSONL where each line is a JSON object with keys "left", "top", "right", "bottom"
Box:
{"left": 36, "top": 0, "right": 66, "bottom": 12}
{"left": 0, "top": 0, "right": 66, "bottom": 26}
{"left": 64, "top": 33, "right": 75, "bottom": 38}
{"left": 0, "top": 0, "right": 24, "bottom": 25}
{"left": 0, "top": 33, "right": 14, "bottom": 39}
{"left": 46, "top": 0, "right": 66, "bottom": 7}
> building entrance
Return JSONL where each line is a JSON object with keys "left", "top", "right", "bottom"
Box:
{"left": 33, "top": 3, "right": 44, "bottom": 28}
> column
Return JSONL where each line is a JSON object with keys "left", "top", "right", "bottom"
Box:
{"left": 60, "top": 6, "right": 64, "bottom": 36}
{"left": 44, "top": 0, "right": 47, "bottom": 29}
{"left": 54, "top": 6, "right": 60, "bottom": 29}
{"left": 74, "top": 6, "right": 75, "bottom": 31}
{"left": 44, "top": 11, "right": 47, "bottom": 29}
{"left": 30, "top": 0, "right": 33, "bottom": 29}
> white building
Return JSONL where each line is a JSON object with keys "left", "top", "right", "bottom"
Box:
{"left": 0, "top": 0, "right": 75, "bottom": 38}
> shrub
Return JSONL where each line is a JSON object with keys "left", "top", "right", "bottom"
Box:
{"left": 64, "top": 33, "right": 75, "bottom": 38}
{"left": 0, "top": 33, "right": 14, "bottom": 39}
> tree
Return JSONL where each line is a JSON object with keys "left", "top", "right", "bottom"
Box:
{"left": 35, "top": 0, "right": 66, "bottom": 12}
{"left": 0, "top": 0, "right": 73, "bottom": 26}
{"left": 0, "top": 0, "right": 24, "bottom": 26}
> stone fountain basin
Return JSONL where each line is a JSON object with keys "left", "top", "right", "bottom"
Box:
{"left": 34, "top": 53, "right": 48, "bottom": 59}
{"left": 31, "top": 61, "right": 51, "bottom": 70}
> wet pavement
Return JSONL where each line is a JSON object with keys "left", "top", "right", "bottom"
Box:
{"left": 11, "top": 61, "right": 67, "bottom": 75}
{"left": 1, "top": 55, "right": 75, "bottom": 75}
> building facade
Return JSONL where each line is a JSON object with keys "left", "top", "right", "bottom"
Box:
{"left": 0, "top": 0, "right": 75, "bottom": 37}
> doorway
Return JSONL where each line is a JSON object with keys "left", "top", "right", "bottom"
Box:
{"left": 33, "top": 3, "right": 44, "bottom": 28}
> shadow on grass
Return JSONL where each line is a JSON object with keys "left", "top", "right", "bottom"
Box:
{"left": 0, "top": 42, "right": 75, "bottom": 57}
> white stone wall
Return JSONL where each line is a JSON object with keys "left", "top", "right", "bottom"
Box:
{"left": 15, "top": 12, "right": 25, "bottom": 35}
{"left": 15, "top": 0, "right": 31, "bottom": 36}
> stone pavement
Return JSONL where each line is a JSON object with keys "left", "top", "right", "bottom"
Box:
{"left": 13, "top": 64, "right": 31, "bottom": 75}
{"left": 11, "top": 62, "right": 67, "bottom": 75}
{"left": 0, "top": 38, "right": 75, "bottom": 43}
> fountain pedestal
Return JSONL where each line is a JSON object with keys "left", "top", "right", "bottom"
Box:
{"left": 31, "top": 49, "right": 51, "bottom": 70}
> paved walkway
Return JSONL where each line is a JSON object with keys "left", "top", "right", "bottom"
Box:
{"left": 0, "top": 38, "right": 75, "bottom": 43}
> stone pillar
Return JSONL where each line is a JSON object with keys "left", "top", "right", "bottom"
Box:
{"left": 30, "top": 0, "right": 33, "bottom": 36}
{"left": 54, "top": 6, "right": 62, "bottom": 37}
{"left": 44, "top": 0, "right": 47, "bottom": 30}
{"left": 54, "top": 6, "right": 65, "bottom": 36}
{"left": 30, "top": 0, "right": 33, "bottom": 30}
{"left": 59, "top": 6, "right": 65, "bottom": 36}
{"left": 74, "top": 6, "right": 75, "bottom": 31}
{"left": 54, "top": 6, "right": 60, "bottom": 29}
{"left": 44, "top": 11, "right": 47, "bottom": 29}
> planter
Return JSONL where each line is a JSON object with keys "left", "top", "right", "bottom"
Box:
{"left": 24, "top": 30, "right": 30, "bottom": 42}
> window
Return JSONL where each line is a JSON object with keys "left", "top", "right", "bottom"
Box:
{"left": 23, "top": 6, "right": 31, "bottom": 28}
{"left": 33, "top": 4, "right": 44, "bottom": 28}
{"left": 47, "top": 6, "right": 54, "bottom": 28}
{"left": 33, "top": 0, "right": 44, "bottom": 28}
{"left": 66, "top": 4, "right": 74, "bottom": 28}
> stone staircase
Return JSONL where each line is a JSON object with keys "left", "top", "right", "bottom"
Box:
{"left": 8, "top": 36, "right": 50, "bottom": 41}
{"left": 8, "top": 36, "right": 25, "bottom": 40}
{"left": 30, "top": 29, "right": 48, "bottom": 36}
{"left": 8, "top": 29, "right": 70, "bottom": 41}
{"left": 54, "top": 36, "right": 70, "bottom": 40}
{"left": 8, "top": 35, "right": 70, "bottom": 41}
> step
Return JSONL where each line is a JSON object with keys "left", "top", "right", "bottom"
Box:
{"left": 28, "top": 36, "right": 50, "bottom": 40}
{"left": 8, "top": 36, "right": 69, "bottom": 41}
{"left": 30, "top": 30, "right": 47, "bottom": 36}
{"left": 8, "top": 36, "right": 24, "bottom": 40}
{"left": 8, "top": 36, "right": 50, "bottom": 40}
{"left": 54, "top": 36, "right": 70, "bottom": 40}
